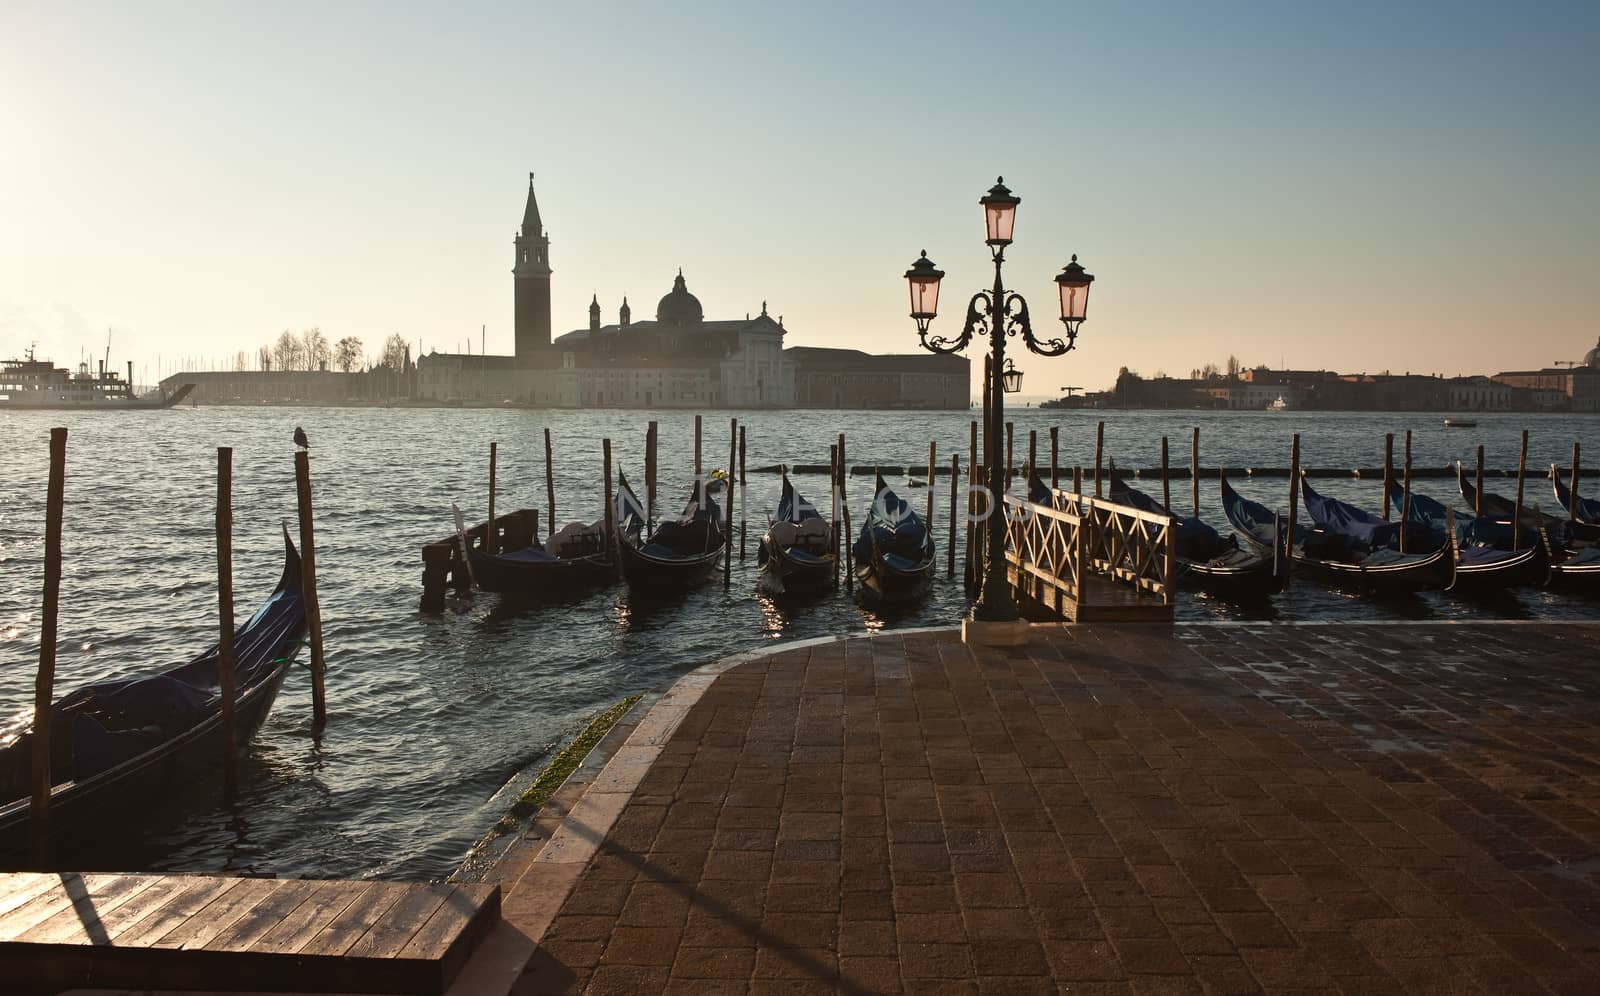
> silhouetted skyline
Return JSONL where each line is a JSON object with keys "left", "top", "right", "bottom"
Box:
{"left": 2, "top": 1, "right": 1595, "bottom": 395}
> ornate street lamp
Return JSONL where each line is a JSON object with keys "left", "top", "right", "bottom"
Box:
{"left": 1001, "top": 359, "right": 1023, "bottom": 394}
{"left": 905, "top": 177, "right": 1096, "bottom": 626}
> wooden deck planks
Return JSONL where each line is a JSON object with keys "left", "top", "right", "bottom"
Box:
{"left": 0, "top": 872, "right": 503, "bottom": 995}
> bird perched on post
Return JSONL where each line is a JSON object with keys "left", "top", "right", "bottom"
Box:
{"left": 294, "top": 426, "right": 309, "bottom": 450}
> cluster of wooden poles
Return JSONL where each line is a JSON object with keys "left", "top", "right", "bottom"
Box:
{"left": 25, "top": 428, "right": 328, "bottom": 866}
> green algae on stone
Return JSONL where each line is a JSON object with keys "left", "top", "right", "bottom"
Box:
{"left": 510, "top": 693, "right": 643, "bottom": 818}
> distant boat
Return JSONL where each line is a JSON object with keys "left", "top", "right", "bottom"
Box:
{"left": 1266, "top": 395, "right": 1289, "bottom": 412}
{"left": 1443, "top": 419, "right": 1477, "bottom": 428}
{"left": 0, "top": 347, "right": 193, "bottom": 410}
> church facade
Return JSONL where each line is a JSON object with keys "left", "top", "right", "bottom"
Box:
{"left": 414, "top": 175, "right": 967, "bottom": 409}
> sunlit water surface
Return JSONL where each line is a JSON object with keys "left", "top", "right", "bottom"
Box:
{"left": 1, "top": 406, "right": 1596, "bottom": 879}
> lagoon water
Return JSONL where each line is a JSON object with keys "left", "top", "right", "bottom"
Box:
{"left": 2, "top": 406, "right": 1598, "bottom": 879}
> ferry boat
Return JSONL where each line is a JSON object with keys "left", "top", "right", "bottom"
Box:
{"left": 0, "top": 348, "right": 193, "bottom": 410}
{"left": 1266, "top": 395, "right": 1289, "bottom": 412}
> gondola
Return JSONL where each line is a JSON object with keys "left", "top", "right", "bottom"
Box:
{"left": 1456, "top": 462, "right": 1595, "bottom": 547}
{"left": 465, "top": 517, "right": 612, "bottom": 595}
{"left": 1552, "top": 465, "right": 1600, "bottom": 530}
{"left": 0, "top": 529, "right": 308, "bottom": 861}
{"left": 853, "top": 474, "right": 936, "bottom": 603}
{"left": 614, "top": 473, "right": 725, "bottom": 588}
{"left": 758, "top": 473, "right": 836, "bottom": 595}
{"left": 1221, "top": 475, "right": 1453, "bottom": 594}
{"left": 1106, "top": 473, "right": 1284, "bottom": 601}
{"left": 1384, "top": 480, "right": 1548, "bottom": 592}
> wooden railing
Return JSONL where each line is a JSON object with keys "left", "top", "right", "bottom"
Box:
{"left": 1002, "top": 486, "right": 1175, "bottom": 621}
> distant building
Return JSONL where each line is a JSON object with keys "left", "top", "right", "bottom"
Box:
{"left": 1492, "top": 366, "right": 1600, "bottom": 412}
{"left": 1448, "top": 375, "right": 1512, "bottom": 411}
{"left": 789, "top": 348, "right": 968, "bottom": 408}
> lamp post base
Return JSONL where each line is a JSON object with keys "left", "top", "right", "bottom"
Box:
{"left": 961, "top": 617, "right": 1032, "bottom": 648}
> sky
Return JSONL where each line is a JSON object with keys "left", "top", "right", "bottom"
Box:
{"left": 2, "top": 1, "right": 1597, "bottom": 396}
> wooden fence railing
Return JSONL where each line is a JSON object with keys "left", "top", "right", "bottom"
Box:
{"left": 1002, "top": 487, "right": 1175, "bottom": 622}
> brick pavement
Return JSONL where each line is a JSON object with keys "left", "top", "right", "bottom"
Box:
{"left": 511, "top": 623, "right": 1600, "bottom": 994}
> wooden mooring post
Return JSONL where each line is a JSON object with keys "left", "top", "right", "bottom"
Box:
{"left": 843, "top": 503, "right": 854, "bottom": 593}
{"left": 486, "top": 442, "right": 498, "bottom": 555}
{"left": 31, "top": 427, "right": 67, "bottom": 867}
{"left": 603, "top": 439, "right": 618, "bottom": 576}
{"left": 694, "top": 414, "right": 702, "bottom": 477}
{"left": 544, "top": 427, "right": 557, "bottom": 538}
{"left": 1160, "top": 436, "right": 1170, "bottom": 510}
{"left": 1028, "top": 430, "right": 1037, "bottom": 483}
{"left": 1094, "top": 420, "right": 1105, "bottom": 498}
{"left": 1191, "top": 427, "right": 1200, "bottom": 517}
{"left": 926, "top": 441, "right": 936, "bottom": 529}
{"left": 725, "top": 419, "right": 736, "bottom": 585}
{"left": 216, "top": 446, "right": 238, "bottom": 801}
{"left": 948, "top": 453, "right": 958, "bottom": 577}
{"left": 294, "top": 450, "right": 327, "bottom": 728}
{"left": 1049, "top": 426, "right": 1059, "bottom": 490}
{"left": 739, "top": 424, "right": 747, "bottom": 558}
{"left": 1475, "top": 445, "right": 1485, "bottom": 519}
{"left": 646, "top": 421, "right": 658, "bottom": 529}
{"left": 1382, "top": 433, "right": 1394, "bottom": 520}
{"left": 1401, "top": 430, "right": 1413, "bottom": 554}
{"left": 1285, "top": 433, "right": 1300, "bottom": 583}
{"left": 966, "top": 420, "right": 977, "bottom": 588}
{"left": 830, "top": 447, "right": 841, "bottom": 588}
{"left": 1005, "top": 422, "right": 1014, "bottom": 491}
{"left": 1570, "top": 442, "right": 1582, "bottom": 522}
{"left": 1513, "top": 429, "right": 1528, "bottom": 550}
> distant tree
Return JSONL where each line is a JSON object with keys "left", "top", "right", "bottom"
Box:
{"left": 1153, "top": 369, "right": 1169, "bottom": 380}
{"left": 273, "top": 330, "right": 302, "bottom": 371}
{"left": 1200, "top": 362, "right": 1220, "bottom": 381}
{"left": 258, "top": 345, "right": 272, "bottom": 371}
{"left": 1226, "top": 354, "right": 1241, "bottom": 380}
{"left": 234, "top": 351, "right": 248, "bottom": 372}
{"left": 301, "top": 327, "right": 331, "bottom": 371}
{"left": 335, "top": 336, "right": 363, "bottom": 373}
{"left": 380, "top": 333, "right": 409, "bottom": 370}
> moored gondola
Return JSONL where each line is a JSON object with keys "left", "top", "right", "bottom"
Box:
{"left": 1385, "top": 479, "right": 1549, "bottom": 592}
{"left": 1105, "top": 473, "right": 1283, "bottom": 601}
{"left": 1456, "top": 462, "right": 1593, "bottom": 547}
{"left": 1221, "top": 475, "right": 1452, "bottom": 594}
{"left": 853, "top": 474, "right": 936, "bottom": 603}
{"left": 465, "top": 517, "right": 612, "bottom": 595}
{"left": 614, "top": 473, "right": 725, "bottom": 588}
{"left": 0, "top": 529, "right": 308, "bottom": 862}
{"left": 758, "top": 473, "right": 836, "bottom": 596}
{"left": 1552, "top": 465, "right": 1600, "bottom": 530}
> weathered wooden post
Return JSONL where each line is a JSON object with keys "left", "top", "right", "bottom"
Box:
{"left": 837, "top": 432, "right": 848, "bottom": 563}
{"left": 694, "top": 414, "right": 702, "bottom": 477}
{"left": 1094, "top": 420, "right": 1105, "bottom": 499}
{"left": 1513, "top": 429, "right": 1528, "bottom": 550}
{"left": 420, "top": 544, "right": 451, "bottom": 613}
{"left": 603, "top": 438, "right": 618, "bottom": 576}
{"left": 739, "top": 424, "right": 748, "bottom": 558}
{"left": 966, "top": 420, "right": 978, "bottom": 587}
{"left": 1005, "top": 421, "right": 1014, "bottom": 491}
{"left": 294, "top": 450, "right": 327, "bottom": 728}
{"left": 843, "top": 504, "right": 854, "bottom": 593}
{"left": 725, "top": 419, "right": 736, "bottom": 585}
{"left": 926, "top": 441, "right": 936, "bottom": 528}
{"left": 1285, "top": 433, "right": 1300, "bottom": 583}
{"left": 1475, "top": 444, "right": 1485, "bottom": 519}
{"left": 1161, "top": 436, "right": 1170, "bottom": 510}
{"left": 216, "top": 446, "right": 239, "bottom": 800}
{"left": 948, "top": 453, "right": 959, "bottom": 577}
{"left": 1191, "top": 427, "right": 1200, "bottom": 517}
{"left": 486, "top": 441, "right": 498, "bottom": 555}
{"left": 1570, "top": 442, "right": 1581, "bottom": 522}
{"left": 1400, "top": 430, "right": 1413, "bottom": 553}
{"left": 646, "top": 420, "right": 658, "bottom": 528}
{"left": 1028, "top": 429, "right": 1037, "bottom": 483}
{"left": 830, "top": 445, "right": 841, "bottom": 588}
{"left": 544, "top": 427, "right": 557, "bottom": 538}
{"left": 1382, "top": 433, "right": 1394, "bottom": 520}
{"left": 1049, "top": 426, "right": 1059, "bottom": 490}
{"left": 31, "top": 427, "right": 67, "bottom": 866}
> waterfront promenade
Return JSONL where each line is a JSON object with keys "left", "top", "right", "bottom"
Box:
{"left": 495, "top": 621, "right": 1600, "bottom": 995}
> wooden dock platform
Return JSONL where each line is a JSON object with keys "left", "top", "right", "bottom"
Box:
{"left": 0, "top": 872, "right": 499, "bottom": 994}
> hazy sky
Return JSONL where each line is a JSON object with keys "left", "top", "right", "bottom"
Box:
{"left": 3, "top": 1, "right": 1596, "bottom": 395}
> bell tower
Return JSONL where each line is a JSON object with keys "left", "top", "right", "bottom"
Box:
{"left": 513, "top": 173, "right": 552, "bottom": 361}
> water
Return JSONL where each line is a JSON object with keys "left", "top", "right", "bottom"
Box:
{"left": 1, "top": 406, "right": 1597, "bottom": 880}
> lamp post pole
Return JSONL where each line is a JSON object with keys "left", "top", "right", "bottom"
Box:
{"left": 976, "top": 251, "right": 1017, "bottom": 620}
{"left": 904, "top": 177, "right": 1095, "bottom": 629}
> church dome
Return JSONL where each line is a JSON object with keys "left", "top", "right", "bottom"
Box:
{"left": 1586, "top": 337, "right": 1600, "bottom": 369}
{"left": 656, "top": 270, "right": 703, "bottom": 325}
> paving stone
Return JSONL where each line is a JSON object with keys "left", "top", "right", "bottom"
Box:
{"left": 512, "top": 625, "right": 1600, "bottom": 994}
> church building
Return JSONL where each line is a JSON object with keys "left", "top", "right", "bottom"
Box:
{"left": 415, "top": 175, "right": 967, "bottom": 408}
